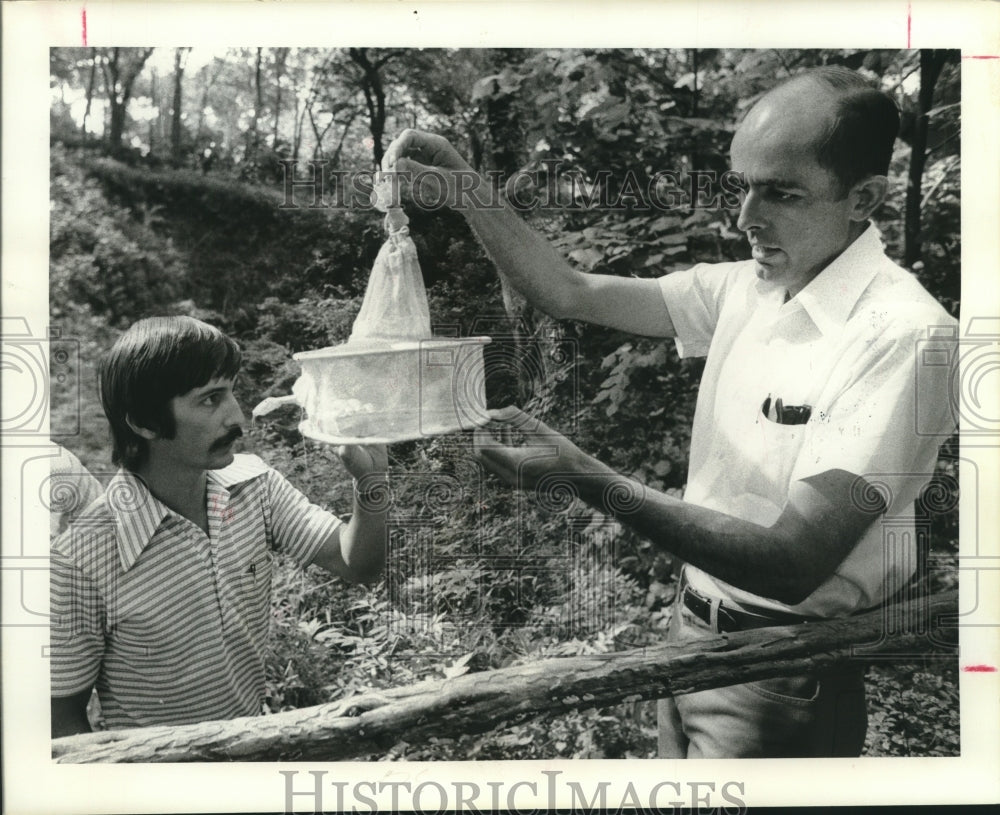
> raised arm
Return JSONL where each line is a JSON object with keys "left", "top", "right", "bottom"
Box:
{"left": 383, "top": 130, "right": 675, "bottom": 338}
{"left": 309, "top": 444, "right": 389, "bottom": 584}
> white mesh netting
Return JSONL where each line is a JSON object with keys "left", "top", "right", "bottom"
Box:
{"left": 252, "top": 173, "right": 490, "bottom": 442}
{"left": 348, "top": 178, "right": 431, "bottom": 343}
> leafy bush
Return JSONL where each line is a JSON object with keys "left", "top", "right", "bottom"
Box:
{"left": 81, "top": 156, "right": 382, "bottom": 321}
{"left": 865, "top": 662, "right": 960, "bottom": 756}
{"left": 50, "top": 145, "right": 185, "bottom": 327}
{"left": 254, "top": 295, "right": 360, "bottom": 352}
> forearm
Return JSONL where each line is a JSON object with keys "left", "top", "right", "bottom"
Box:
{"left": 456, "top": 175, "right": 675, "bottom": 336}
{"left": 338, "top": 477, "right": 388, "bottom": 583}
{"left": 567, "top": 464, "right": 820, "bottom": 604}
{"left": 459, "top": 177, "right": 589, "bottom": 320}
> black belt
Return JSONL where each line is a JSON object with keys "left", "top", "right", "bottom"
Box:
{"left": 682, "top": 584, "right": 814, "bottom": 633}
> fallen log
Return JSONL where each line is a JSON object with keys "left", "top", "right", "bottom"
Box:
{"left": 52, "top": 589, "right": 958, "bottom": 763}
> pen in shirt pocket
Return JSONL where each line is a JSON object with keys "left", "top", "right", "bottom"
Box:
{"left": 762, "top": 394, "right": 812, "bottom": 425}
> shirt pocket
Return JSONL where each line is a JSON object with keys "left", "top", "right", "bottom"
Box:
{"left": 752, "top": 407, "right": 806, "bottom": 496}
{"left": 239, "top": 550, "right": 274, "bottom": 627}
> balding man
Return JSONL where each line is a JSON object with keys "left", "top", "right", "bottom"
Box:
{"left": 383, "top": 66, "right": 957, "bottom": 757}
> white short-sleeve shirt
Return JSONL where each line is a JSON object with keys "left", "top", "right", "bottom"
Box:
{"left": 658, "top": 225, "right": 957, "bottom": 616}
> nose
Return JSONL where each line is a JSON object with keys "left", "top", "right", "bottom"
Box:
{"left": 736, "top": 189, "right": 765, "bottom": 233}
{"left": 224, "top": 392, "right": 246, "bottom": 428}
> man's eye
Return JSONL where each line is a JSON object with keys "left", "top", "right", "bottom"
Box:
{"left": 202, "top": 394, "right": 221, "bottom": 406}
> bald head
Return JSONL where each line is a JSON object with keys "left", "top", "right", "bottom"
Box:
{"left": 734, "top": 68, "right": 900, "bottom": 195}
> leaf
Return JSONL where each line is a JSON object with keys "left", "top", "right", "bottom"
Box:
{"left": 297, "top": 618, "right": 325, "bottom": 639}
{"left": 439, "top": 652, "right": 476, "bottom": 679}
{"left": 652, "top": 232, "right": 688, "bottom": 246}
{"left": 568, "top": 247, "right": 603, "bottom": 270}
{"left": 470, "top": 71, "right": 523, "bottom": 102}
{"left": 644, "top": 253, "right": 664, "bottom": 268}
{"left": 673, "top": 71, "right": 699, "bottom": 90}
{"left": 601, "top": 343, "right": 632, "bottom": 367}
{"left": 647, "top": 215, "right": 683, "bottom": 234}
{"left": 585, "top": 98, "right": 631, "bottom": 129}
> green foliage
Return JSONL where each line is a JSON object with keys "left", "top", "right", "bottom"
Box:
{"left": 254, "top": 295, "right": 360, "bottom": 351}
{"left": 865, "top": 663, "right": 960, "bottom": 756}
{"left": 49, "top": 303, "right": 123, "bottom": 475}
{"left": 81, "top": 156, "right": 382, "bottom": 324}
{"left": 50, "top": 145, "right": 185, "bottom": 327}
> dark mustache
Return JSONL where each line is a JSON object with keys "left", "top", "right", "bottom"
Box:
{"left": 211, "top": 427, "right": 244, "bottom": 449}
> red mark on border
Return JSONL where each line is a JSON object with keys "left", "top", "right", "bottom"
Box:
{"left": 907, "top": 2, "right": 911, "bottom": 49}
{"left": 962, "top": 55, "right": 1000, "bottom": 60}
{"left": 962, "top": 665, "right": 998, "bottom": 673}
{"left": 81, "top": 7, "right": 88, "bottom": 46}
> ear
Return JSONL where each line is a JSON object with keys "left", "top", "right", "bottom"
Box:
{"left": 848, "top": 175, "right": 888, "bottom": 222}
{"left": 125, "top": 414, "right": 159, "bottom": 441}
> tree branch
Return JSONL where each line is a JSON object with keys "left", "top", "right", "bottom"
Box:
{"left": 52, "top": 590, "right": 957, "bottom": 763}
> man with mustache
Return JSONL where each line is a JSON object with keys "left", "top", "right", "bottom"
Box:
{"left": 382, "top": 66, "right": 957, "bottom": 757}
{"left": 50, "top": 316, "right": 388, "bottom": 736}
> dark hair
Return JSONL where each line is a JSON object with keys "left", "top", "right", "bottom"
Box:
{"left": 99, "top": 316, "right": 242, "bottom": 470}
{"left": 790, "top": 66, "right": 901, "bottom": 193}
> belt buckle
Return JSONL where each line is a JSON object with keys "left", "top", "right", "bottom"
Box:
{"left": 683, "top": 584, "right": 755, "bottom": 633}
{"left": 708, "top": 596, "right": 722, "bottom": 631}
{"left": 683, "top": 584, "right": 732, "bottom": 633}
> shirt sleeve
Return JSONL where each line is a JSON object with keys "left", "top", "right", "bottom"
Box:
{"left": 791, "top": 316, "right": 958, "bottom": 514}
{"left": 50, "top": 545, "right": 105, "bottom": 697}
{"left": 50, "top": 448, "right": 104, "bottom": 538}
{"left": 657, "top": 261, "right": 745, "bottom": 358}
{"left": 264, "top": 468, "right": 343, "bottom": 569}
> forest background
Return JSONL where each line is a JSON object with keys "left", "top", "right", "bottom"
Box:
{"left": 49, "top": 46, "right": 961, "bottom": 759}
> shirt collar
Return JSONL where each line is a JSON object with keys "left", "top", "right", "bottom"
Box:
{"left": 789, "top": 223, "right": 884, "bottom": 336}
{"left": 106, "top": 469, "right": 171, "bottom": 572}
{"left": 206, "top": 453, "right": 269, "bottom": 487}
{"left": 108, "top": 455, "right": 268, "bottom": 571}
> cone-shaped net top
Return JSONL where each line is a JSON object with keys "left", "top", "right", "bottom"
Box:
{"left": 348, "top": 176, "right": 431, "bottom": 343}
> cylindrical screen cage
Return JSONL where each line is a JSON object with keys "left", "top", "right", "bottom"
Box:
{"left": 254, "top": 182, "right": 491, "bottom": 443}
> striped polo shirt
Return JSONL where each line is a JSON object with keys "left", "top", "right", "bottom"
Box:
{"left": 50, "top": 454, "right": 341, "bottom": 729}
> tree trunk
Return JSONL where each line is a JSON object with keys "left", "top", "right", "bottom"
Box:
{"left": 307, "top": 102, "right": 324, "bottom": 161}
{"left": 272, "top": 47, "right": 289, "bottom": 149}
{"left": 170, "top": 48, "right": 188, "bottom": 165}
{"left": 689, "top": 47, "right": 701, "bottom": 207}
{"left": 194, "top": 58, "right": 222, "bottom": 146}
{"left": 148, "top": 67, "right": 157, "bottom": 155}
{"left": 329, "top": 110, "right": 361, "bottom": 169}
{"left": 101, "top": 47, "right": 154, "bottom": 152}
{"left": 51, "top": 590, "right": 957, "bottom": 763}
{"left": 81, "top": 55, "right": 97, "bottom": 137}
{"left": 904, "top": 49, "right": 949, "bottom": 268}
{"left": 348, "top": 47, "right": 390, "bottom": 168}
{"left": 247, "top": 47, "right": 264, "bottom": 163}
{"left": 292, "top": 96, "right": 304, "bottom": 165}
